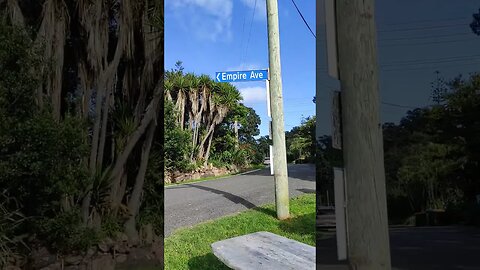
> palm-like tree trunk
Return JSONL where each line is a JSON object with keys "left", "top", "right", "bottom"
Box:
{"left": 124, "top": 122, "right": 156, "bottom": 242}
{"left": 35, "top": 0, "right": 68, "bottom": 121}
{"left": 204, "top": 129, "right": 215, "bottom": 166}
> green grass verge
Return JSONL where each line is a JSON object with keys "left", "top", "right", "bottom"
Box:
{"left": 164, "top": 194, "right": 316, "bottom": 270}
{"left": 165, "top": 164, "right": 267, "bottom": 187}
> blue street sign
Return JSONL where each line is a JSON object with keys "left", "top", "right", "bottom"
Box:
{"left": 216, "top": 69, "right": 268, "bottom": 83}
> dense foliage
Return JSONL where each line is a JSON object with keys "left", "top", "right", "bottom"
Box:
{"left": 0, "top": 0, "right": 163, "bottom": 265}
{"left": 317, "top": 73, "right": 480, "bottom": 224}
{"left": 383, "top": 73, "right": 480, "bottom": 223}
{"left": 286, "top": 116, "right": 316, "bottom": 164}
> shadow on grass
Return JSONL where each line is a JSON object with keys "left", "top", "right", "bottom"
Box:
{"left": 188, "top": 253, "right": 230, "bottom": 270}
{"left": 279, "top": 213, "right": 316, "bottom": 242}
{"left": 253, "top": 206, "right": 277, "bottom": 217}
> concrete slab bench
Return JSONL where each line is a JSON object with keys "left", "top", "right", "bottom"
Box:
{"left": 211, "top": 231, "right": 315, "bottom": 270}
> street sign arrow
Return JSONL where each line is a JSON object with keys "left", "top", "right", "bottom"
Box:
{"left": 215, "top": 69, "right": 268, "bottom": 83}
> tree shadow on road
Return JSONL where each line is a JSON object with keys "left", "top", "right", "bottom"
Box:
{"left": 243, "top": 164, "right": 316, "bottom": 182}
{"left": 186, "top": 184, "right": 258, "bottom": 208}
{"left": 166, "top": 183, "right": 279, "bottom": 218}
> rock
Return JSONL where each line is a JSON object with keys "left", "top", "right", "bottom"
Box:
{"left": 86, "top": 248, "right": 96, "bottom": 257}
{"left": 65, "top": 255, "right": 83, "bottom": 265}
{"left": 151, "top": 241, "right": 164, "bottom": 263}
{"left": 98, "top": 243, "right": 109, "bottom": 253}
{"left": 39, "top": 262, "right": 61, "bottom": 270}
{"left": 115, "top": 232, "right": 128, "bottom": 243}
{"left": 87, "top": 255, "right": 115, "bottom": 270}
{"left": 67, "top": 264, "right": 87, "bottom": 270}
{"left": 31, "top": 247, "right": 57, "bottom": 269}
{"left": 5, "top": 266, "right": 22, "bottom": 270}
{"left": 112, "top": 242, "right": 129, "bottom": 254}
{"left": 98, "top": 237, "right": 115, "bottom": 253}
{"left": 140, "top": 224, "right": 154, "bottom": 244}
{"left": 115, "top": 254, "right": 128, "bottom": 263}
{"left": 127, "top": 248, "right": 151, "bottom": 261}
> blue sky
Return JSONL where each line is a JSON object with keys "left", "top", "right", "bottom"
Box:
{"left": 165, "top": 0, "right": 316, "bottom": 137}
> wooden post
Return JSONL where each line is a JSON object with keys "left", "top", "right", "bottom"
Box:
{"left": 336, "top": 0, "right": 392, "bottom": 269}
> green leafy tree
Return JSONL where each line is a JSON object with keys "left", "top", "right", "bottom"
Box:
{"left": 164, "top": 100, "right": 192, "bottom": 172}
{"left": 286, "top": 116, "right": 316, "bottom": 163}
{"left": 397, "top": 143, "right": 462, "bottom": 211}
{"left": 471, "top": 9, "right": 480, "bottom": 35}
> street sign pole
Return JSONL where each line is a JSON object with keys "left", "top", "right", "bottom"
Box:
{"left": 334, "top": 167, "right": 348, "bottom": 261}
{"left": 269, "top": 145, "right": 274, "bottom": 175}
{"left": 325, "top": 0, "right": 339, "bottom": 79}
{"left": 266, "top": 79, "right": 271, "bottom": 118}
{"left": 266, "top": 77, "right": 274, "bottom": 175}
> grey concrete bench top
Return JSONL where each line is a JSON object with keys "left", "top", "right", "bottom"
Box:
{"left": 211, "top": 231, "right": 315, "bottom": 270}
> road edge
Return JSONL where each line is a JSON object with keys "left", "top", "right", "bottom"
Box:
{"left": 164, "top": 167, "right": 267, "bottom": 189}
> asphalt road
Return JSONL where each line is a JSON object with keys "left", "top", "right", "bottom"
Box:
{"left": 164, "top": 164, "right": 315, "bottom": 236}
{"left": 317, "top": 226, "right": 480, "bottom": 270}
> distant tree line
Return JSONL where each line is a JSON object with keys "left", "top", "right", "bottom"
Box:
{"left": 317, "top": 72, "right": 480, "bottom": 225}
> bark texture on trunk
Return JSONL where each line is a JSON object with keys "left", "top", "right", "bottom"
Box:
{"left": 124, "top": 122, "right": 156, "bottom": 242}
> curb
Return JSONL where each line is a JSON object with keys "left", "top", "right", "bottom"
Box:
{"left": 165, "top": 168, "right": 266, "bottom": 189}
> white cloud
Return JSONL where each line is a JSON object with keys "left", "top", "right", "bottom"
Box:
{"left": 227, "top": 63, "right": 262, "bottom": 71}
{"left": 167, "top": 0, "right": 268, "bottom": 42}
{"left": 239, "top": 86, "right": 267, "bottom": 103}
{"left": 172, "top": 0, "right": 232, "bottom": 19}
{"left": 168, "top": 0, "right": 233, "bottom": 42}
{"left": 240, "top": 0, "right": 267, "bottom": 21}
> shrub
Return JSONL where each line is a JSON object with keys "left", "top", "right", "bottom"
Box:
{"left": 164, "top": 100, "right": 192, "bottom": 172}
{"left": 37, "top": 210, "right": 100, "bottom": 254}
{"left": 0, "top": 192, "right": 25, "bottom": 268}
{"left": 232, "top": 147, "right": 251, "bottom": 167}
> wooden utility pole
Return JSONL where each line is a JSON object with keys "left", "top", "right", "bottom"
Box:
{"left": 335, "top": 0, "right": 392, "bottom": 269}
{"left": 266, "top": 0, "right": 289, "bottom": 220}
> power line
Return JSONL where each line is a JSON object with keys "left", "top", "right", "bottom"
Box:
{"left": 317, "top": 54, "right": 480, "bottom": 73}
{"left": 317, "top": 21, "right": 473, "bottom": 42}
{"left": 290, "top": 0, "right": 316, "bottom": 39}
{"left": 380, "top": 54, "right": 480, "bottom": 64}
{"left": 377, "top": 22, "right": 468, "bottom": 33}
{"left": 380, "top": 37, "right": 475, "bottom": 47}
{"left": 239, "top": 4, "right": 248, "bottom": 66}
{"left": 380, "top": 55, "right": 480, "bottom": 67}
{"left": 378, "top": 32, "right": 472, "bottom": 42}
{"left": 381, "top": 61, "right": 480, "bottom": 72}
{"left": 381, "top": 102, "right": 417, "bottom": 109}
{"left": 377, "top": 16, "right": 468, "bottom": 27}
{"left": 242, "top": 0, "right": 258, "bottom": 67}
